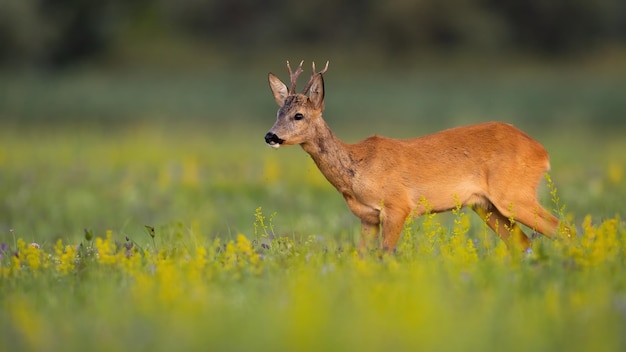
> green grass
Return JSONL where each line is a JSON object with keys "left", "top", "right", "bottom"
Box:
{"left": 1, "top": 68, "right": 625, "bottom": 351}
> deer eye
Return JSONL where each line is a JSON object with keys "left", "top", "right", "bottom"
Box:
{"left": 294, "top": 113, "right": 304, "bottom": 121}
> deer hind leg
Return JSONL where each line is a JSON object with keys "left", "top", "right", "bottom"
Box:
{"left": 488, "top": 173, "right": 560, "bottom": 239}
{"left": 501, "top": 200, "right": 559, "bottom": 239}
{"left": 472, "top": 204, "right": 531, "bottom": 251}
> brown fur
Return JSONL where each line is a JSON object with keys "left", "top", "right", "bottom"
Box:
{"left": 266, "top": 64, "right": 559, "bottom": 252}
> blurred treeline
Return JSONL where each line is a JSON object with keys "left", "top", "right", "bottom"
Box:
{"left": 2, "top": 0, "right": 625, "bottom": 69}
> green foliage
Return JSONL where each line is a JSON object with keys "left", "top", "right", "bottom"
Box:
{"left": 253, "top": 206, "right": 276, "bottom": 240}
{"left": 2, "top": 0, "right": 625, "bottom": 67}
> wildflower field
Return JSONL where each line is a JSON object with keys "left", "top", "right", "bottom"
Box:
{"left": 1, "top": 69, "right": 626, "bottom": 351}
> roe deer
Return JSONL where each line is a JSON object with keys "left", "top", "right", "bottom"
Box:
{"left": 264, "top": 61, "right": 560, "bottom": 252}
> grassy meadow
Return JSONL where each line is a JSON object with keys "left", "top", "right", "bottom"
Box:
{"left": 1, "top": 66, "right": 626, "bottom": 351}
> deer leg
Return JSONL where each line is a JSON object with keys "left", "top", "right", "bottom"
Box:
{"left": 506, "top": 201, "right": 559, "bottom": 239}
{"left": 345, "top": 196, "right": 383, "bottom": 252}
{"left": 472, "top": 205, "right": 531, "bottom": 251}
{"left": 359, "top": 220, "right": 380, "bottom": 252}
{"left": 380, "top": 207, "right": 411, "bottom": 252}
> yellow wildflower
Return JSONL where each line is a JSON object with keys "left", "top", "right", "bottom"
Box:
{"left": 236, "top": 233, "right": 260, "bottom": 265}
{"left": 196, "top": 246, "right": 207, "bottom": 266}
{"left": 11, "top": 255, "right": 21, "bottom": 274}
{"left": 95, "top": 230, "right": 118, "bottom": 265}
{"left": 17, "top": 239, "right": 43, "bottom": 271}
{"left": 54, "top": 239, "right": 76, "bottom": 275}
{"left": 222, "top": 240, "right": 237, "bottom": 271}
{"left": 120, "top": 246, "right": 143, "bottom": 274}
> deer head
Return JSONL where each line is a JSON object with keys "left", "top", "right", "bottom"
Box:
{"left": 265, "top": 60, "right": 329, "bottom": 148}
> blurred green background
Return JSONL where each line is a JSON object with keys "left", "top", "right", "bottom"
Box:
{"left": 2, "top": 0, "right": 626, "bottom": 68}
{"left": 1, "top": 0, "right": 625, "bottom": 242}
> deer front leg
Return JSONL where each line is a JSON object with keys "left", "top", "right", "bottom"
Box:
{"left": 359, "top": 220, "right": 380, "bottom": 252}
{"left": 380, "top": 207, "right": 411, "bottom": 252}
{"left": 344, "top": 195, "right": 381, "bottom": 252}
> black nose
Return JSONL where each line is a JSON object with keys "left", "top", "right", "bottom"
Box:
{"left": 265, "top": 132, "right": 284, "bottom": 145}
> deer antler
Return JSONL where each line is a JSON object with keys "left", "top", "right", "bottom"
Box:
{"left": 287, "top": 60, "right": 304, "bottom": 94}
{"left": 301, "top": 61, "right": 330, "bottom": 94}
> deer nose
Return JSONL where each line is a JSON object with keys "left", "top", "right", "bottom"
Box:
{"left": 265, "top": 132, "right": 284, "bottom": 146}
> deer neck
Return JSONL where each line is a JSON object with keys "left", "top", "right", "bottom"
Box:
{"left": 301, "top": 121, "right": 355, "bottom": 195}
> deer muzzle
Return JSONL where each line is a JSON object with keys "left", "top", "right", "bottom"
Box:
{"left": 264, "top": 132, "right": 284, "bottom": 148}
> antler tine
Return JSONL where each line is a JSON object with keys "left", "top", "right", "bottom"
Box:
{"left": 313, "top": 61, "right": 329, "bottom": 75}
{"left": 287, "top": 60, "right": 304, "bottom": 94}
{"left": 301, "top": 60, "right": 330, "bottom": 94}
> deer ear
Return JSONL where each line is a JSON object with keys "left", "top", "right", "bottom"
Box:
{"left": 308, "top": 73, "right": 325, "bottom": 110}
{"left": 268, "top": 73, "right": 288, "bottom": 107}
